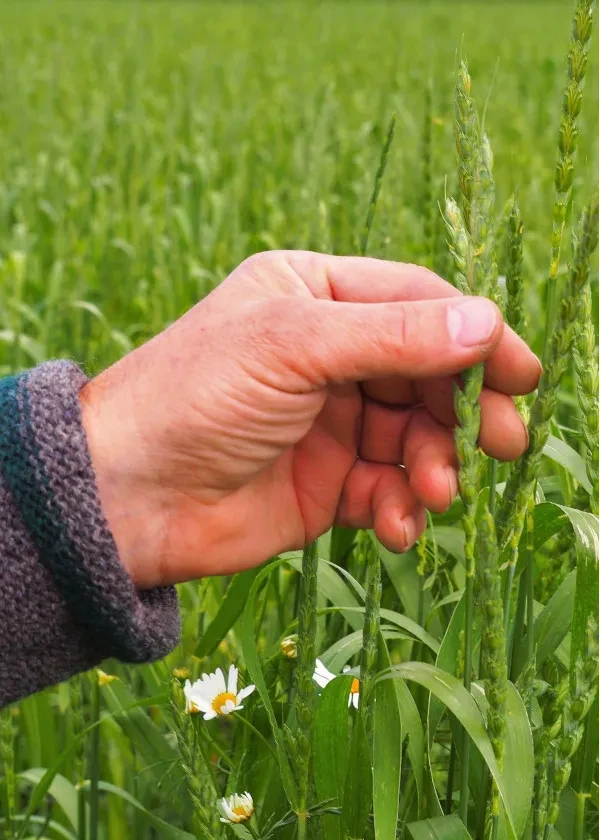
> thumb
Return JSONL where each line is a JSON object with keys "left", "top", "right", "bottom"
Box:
{"left": 283, "top": 296, "right": 503, "bottom": 386}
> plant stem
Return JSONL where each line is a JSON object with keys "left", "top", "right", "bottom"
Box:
{"left": 459, "top": 569, "right": 474, "bottom": 825}
{"left": 0, "top": 708, "right": 15, "bottom": 840}
{"left": 89, "top": 677, "right": 101, "bottom": 840}
{"left": 573, "top": 792, "right": 587, "bottom": 840}
{"left": 445, "top": 744, "right": 456, "bottom": 814}
{"left": 294, "top": 541, "right": 319, "bottom": 837}
{"left": 359, "top": 531, "right": 381, "bottom": 740}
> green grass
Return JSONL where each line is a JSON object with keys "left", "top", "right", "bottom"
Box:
{"left": 0, "top": 2, "right": 598, "bottom": 839}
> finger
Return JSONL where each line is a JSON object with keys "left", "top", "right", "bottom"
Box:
{"left": 283, "top": 252, "right": 541, "bottom": 393}
{"left": 360, "top": 403, "right": 458, "bottom": 513}
{"left": 418, "top": 378, "right": 529, "bottom": 460}
{"left": 243, "top": 252, "right": 541, "bottom": 395}
{"left": 335, "top": 460, "right": 425, "bottom": 552}
{"left": 264, "top": 295, "right": 507, "bottom": 389}
{"left": 285, "top": 252, "right": 460, "bottom": 304}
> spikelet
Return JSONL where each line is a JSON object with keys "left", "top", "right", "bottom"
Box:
{"left": 476, "top": 509, "right": 507, "bottom": 821}
{"left": 545, "top": 618, "right": 599, "bottom": 829}
{"left": 574, "top": 282, "right": 599, "bottom": 514}
{"left": 169, "top": 679, "right": 222, "bottom": 839}
{"left": 498, "top": 197, "right": 599, "bottom": 551}
{"left": 547, "top": 0, "right": 595, "bottom": 307}
{"left": 506, "top": 198, "right": 525, "bottom": 338}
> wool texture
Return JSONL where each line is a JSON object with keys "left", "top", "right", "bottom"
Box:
{"left": 0, "top": 361, "right": 180, "bottom": 707}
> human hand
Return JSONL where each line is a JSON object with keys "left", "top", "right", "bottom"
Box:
{"left": 79, "top": 251, "right": 540, "bottom": 589}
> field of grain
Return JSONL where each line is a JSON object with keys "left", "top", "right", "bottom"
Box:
{"left": 0, "top": 2, "right": 598, "bottom": 839}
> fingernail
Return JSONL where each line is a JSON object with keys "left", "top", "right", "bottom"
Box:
{"left": 400, "top": 514, "right": 416, "bottom": 551}
{"left": 447, "top": 299, "right": 498, "bottom": 347}
{"left": 445, "top": 467, "right": 458, "bottom": 506}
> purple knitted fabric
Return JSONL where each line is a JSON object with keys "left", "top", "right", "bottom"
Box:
{"left": 0, "top": 361, "right": 180, "bottom": 707}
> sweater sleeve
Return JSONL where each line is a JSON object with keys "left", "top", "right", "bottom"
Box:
{"left": 0, "top": 361, "right": 180, "bottom": 707}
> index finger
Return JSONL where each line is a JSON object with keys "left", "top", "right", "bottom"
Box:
{"left": 284, "top": 252, "right": 541, "bottom": 396}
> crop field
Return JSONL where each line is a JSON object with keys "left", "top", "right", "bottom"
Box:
{"left": 0, "top": 1, "right": 598, "bottom": 839}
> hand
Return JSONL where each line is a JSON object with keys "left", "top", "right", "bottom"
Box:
{"left": 79, "top": 251, "right": 540, "bottom": 589}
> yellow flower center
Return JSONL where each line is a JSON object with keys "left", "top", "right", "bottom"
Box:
{"left": 350, "top": 678, "right": 360, "bottom": 694}
{"left": 212, "top": 692, "right": 237, "bottom": 714}
{"left": 232, "top": 806, "right": 250, "bottom": 821}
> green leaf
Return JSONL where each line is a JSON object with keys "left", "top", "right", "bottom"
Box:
{"left": 240, "top": 557, "right": 299, "bottom": 809}
{"left": 570, "top": 694, "right": 599, "bottom": 794}
{"left": 194, "top": 568, "right": 261, "bottom": 658}
{"left": 288, "top": 555, "right": 363, "bottom": 629}
{"left": 427, "top": 526, "right": 465, "bottom": 565}
{"left": 564, "top": 507, "right": 599, "bottom": 683}
{"left": 342, "top": 715, "right": 372, "bottom": 840}
{"left": 380, "top": 546, "right": 421, "bottom": 622}
{"left": 407, "top": 814, "right": 472, "bottom": 839}
{"left": 314, "top": 674, "right": 353, "bottom": 840}
{"left": 373, "top": 636, "right": 402, "bottom": 840}
{"left": 2, "top": 816, "right": 77, "bottom": 840}
{"left": 514, "top": 570, "right": 576, "bottom": 674}
{"left": 18, "top": 769, "right": 83, "bottom": 832}
{"left": 100, "top": 681, "right": 181, "bottom": 786}
{"left": 395, "top": 675, "right": 425, "bottom": 814}
{"left": 543, "top": 435, "right": 592, "bottom": 493}
{"left": 377, "top": 663, "right": 518, "bottom": 840}
{"left": 81, "top": 781, "right": 195, "bottom": 840}
{"left": 470, "top": 682, "right": 534, "bottom": 840}
{"left": 320, "top": 628, "right": 409, "bottom": 674}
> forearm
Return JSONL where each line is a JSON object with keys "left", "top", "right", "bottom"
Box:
{"left": 0, "top": 361, "right": 180, "bottom": 707}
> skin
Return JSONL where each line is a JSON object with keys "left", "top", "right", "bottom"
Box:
{"left": 79, "top": 251, "right": 541, "bottom": 589}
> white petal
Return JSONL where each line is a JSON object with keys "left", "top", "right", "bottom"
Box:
{"left": 313, "top": 659, "right": 335, "bottom": 688}
{"left": 227, "top": 664, "right": 238, "bottom": 695}
{"left": 342, "top": 665, "right": 351, "bottom": 673}
{"left": 203, "top": 710, "right": 218, "bottom": 721}
{"left": 352, "top": 693, "right": 360, "bottom": 709}
{"left": 236, "top": 684, "right": 256, "bottom": 703}
{"left": 188, "top": 695, "right": 213, "bottom": 714}
{"left": 215, "top": 668, "right": 227, "bottom": 693}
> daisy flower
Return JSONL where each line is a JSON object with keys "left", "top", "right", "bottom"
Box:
{"left": 184, "top": 665, "right": 255, "bottom": 720}
{"left": 313, "top": 658, "right": 360, "bottom": 709}
{"left": 218, "top": 791, "right": 254, "bottom": 824}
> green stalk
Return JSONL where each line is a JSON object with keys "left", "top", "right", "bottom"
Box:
{"left": 543, "top": 0, "right": 595, "bottom": 356}
{"left": 89, "top": 676, "right": 101, "bottom": 840}
{"left": 573, "top": 792, "right": 587, "bottom": 840}
{"left": 294, "top": 541, "right": 319, "bottom": 839}
{"left": 476, "top": 510, "right": 507, "bottom": 834}
{"left": 71, "top": 675, "right": 87, "bottom": 840}
{"left": 421, "top": 81, "right": 434, "bottom": 266}
{"left": 358, "top": 531, "right": 381, "bottom": 740}
{"left": 450, "top": 59, "right": 503, "bottom": 826}
{"left": 360, "top": 113, "right": 396, "bottom": 256}
{"left": 0, "top": 707, "right": 16, "bottom": 840}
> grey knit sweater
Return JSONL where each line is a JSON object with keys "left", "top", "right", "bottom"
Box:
{"left": 0, "top": 361, "right": 180, "bottom": 707}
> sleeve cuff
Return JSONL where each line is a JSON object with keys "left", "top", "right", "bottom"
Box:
{"left": 0, "top": 361, "right": 180, "bottom": 663}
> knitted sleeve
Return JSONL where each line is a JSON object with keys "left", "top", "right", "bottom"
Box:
{"left": 0, "top": 361, "right": 180, "bottom": 707}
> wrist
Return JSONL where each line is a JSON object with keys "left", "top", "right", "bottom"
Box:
{"left": 78, "top": 363, "right": 166, "bottom": 589}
